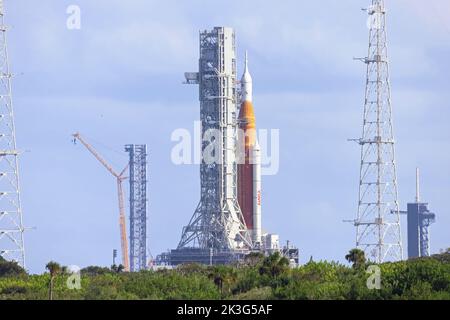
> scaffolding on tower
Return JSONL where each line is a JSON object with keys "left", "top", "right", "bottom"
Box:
{"left": 125, "top": 144, "right": 148, "bottom": 272}
{"left": 171, "top": 27, "right": 252, "bottom": 265}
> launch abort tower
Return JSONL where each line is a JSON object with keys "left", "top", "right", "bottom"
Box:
{"left": 174, "top": 27, "right": 252, "bottom": 264}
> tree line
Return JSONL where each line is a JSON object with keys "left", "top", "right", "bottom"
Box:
{"left": 0, "top": 248, "right": 449, "bottom": 300}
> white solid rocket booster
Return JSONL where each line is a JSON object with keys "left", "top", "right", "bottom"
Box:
{"left": 252, "top": 141, "right": 262, "bottom": 245}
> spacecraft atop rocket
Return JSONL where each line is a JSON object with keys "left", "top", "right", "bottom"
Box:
{"left": 238, "top": 52, "right": 262, "bottom": 247}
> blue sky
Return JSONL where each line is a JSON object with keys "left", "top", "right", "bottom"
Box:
{"left": 4, "top": 0, "right": 450, "bottom": 273}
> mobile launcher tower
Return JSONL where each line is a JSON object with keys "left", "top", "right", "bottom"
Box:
{"left": 164, "top": 27, "right": 298, "bottom": 266}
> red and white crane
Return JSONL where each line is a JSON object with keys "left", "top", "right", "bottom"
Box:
{"left": 72, "top": 132, "right": 130, "bottom": 272}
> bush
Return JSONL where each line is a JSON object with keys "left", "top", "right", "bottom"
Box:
{"left": 0, "top": 252, "right": 448, "bottom": 300}
{"left": 1, "top": 285, "right": 27, "bottom": 295}
{"left": 0, "top": 259, "right": 26, "bottom": 277}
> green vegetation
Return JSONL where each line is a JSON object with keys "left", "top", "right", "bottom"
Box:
{"left": 0, "top": 249, "right": 449, "bottom": 300}
{"left": 0, "top": 256, "right": 26, "bottom": 277}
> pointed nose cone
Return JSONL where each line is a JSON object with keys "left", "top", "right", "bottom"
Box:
{"left": 241, "top": 51, "right": 253, "bottom": 102}
{"left": 239, "top": 51, "right": 256, "bottom": 148}
{"left": 242, "top": 51, "right": 252, "bottom": 83}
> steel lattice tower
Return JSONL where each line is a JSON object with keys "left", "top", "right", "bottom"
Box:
{"left": 0, "top": 1, "right": 26, "bottom": 268}
{"left": 178, "top": 27, "right": 252, "bottom": 252}
{"left": 125, "top": 145, "right": 147, "bottom": 271}
{"left": 353, "top": 0, "right": 403, "bottom": 263}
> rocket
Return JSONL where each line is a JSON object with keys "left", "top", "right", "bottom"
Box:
{"left": 238, "top": 52, "right": 262, "bottom": 246}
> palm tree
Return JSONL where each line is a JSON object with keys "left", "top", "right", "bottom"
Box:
{"left": 259, "top": 252, "right": 290, "bottom": 278}
{"left": 209, "top": 270, "right": 224, "bottom": 295}
{"left": 117, "top": 264, "right": 125, "bottom": 273}
{"left": 345, "top": 248, "right": 366, "bottom": 269}
{"left": 46, "top": 261, "right": 61, "bottom": 300}
{"left": 208, "top": 266, "right": 238, "bottom": 297}
{"left": 110, "top": 264, "right": 125, "bottom": 273}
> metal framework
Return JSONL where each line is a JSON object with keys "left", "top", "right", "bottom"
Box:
{"left": 125, "top": 144, "right": 147, "bottom": 271}
{"left": 353, "top": 0, "right": 403, "bottom": 263}
{"left": 0, "top": 1, "right": 26, "bottom": 268}
{"left": 416, "top": 208, "right": 435, "bottom": 257}
{"left": 178, "top": 27, "right": 252, "bottom": 252}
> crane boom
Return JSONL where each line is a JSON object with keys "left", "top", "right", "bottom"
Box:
{"left": 72, "top": 132, "right": 130, "bottom": 272}
{"left": 73, "top": 132, "right": 120, "bottom": 178}
{"left": 117, "top": 177, "right": 129, "bottom": 271}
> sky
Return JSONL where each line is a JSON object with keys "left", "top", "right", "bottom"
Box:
{"left": 3, "top": 0, "right": 449, "bottom": 274}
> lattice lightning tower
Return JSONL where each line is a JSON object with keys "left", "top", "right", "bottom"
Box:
{"left": 353, "top": 0, "right": 403, "bottom": 263}
{"left": 0, "top": 1, "right": 26, "bottom": 268}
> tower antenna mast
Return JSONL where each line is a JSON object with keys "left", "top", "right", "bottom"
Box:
{"left": 0, "top": 1, "right": 27, "bottom": 268}
{"left": 415, "top": 167, "right": 420, "bottom": 203}
{"left": 352, "top": 0, "right": 403, "bottom": 263}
